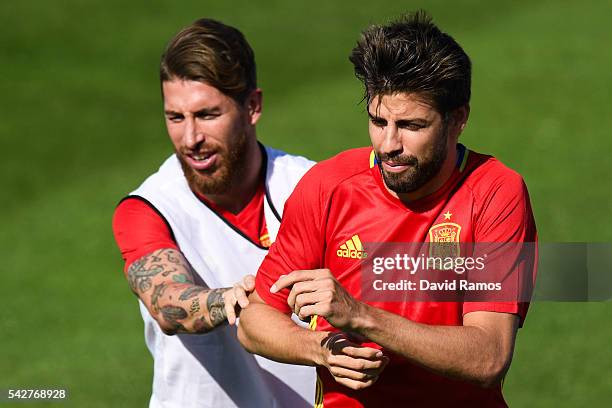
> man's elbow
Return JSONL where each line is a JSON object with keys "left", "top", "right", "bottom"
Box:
{"left": 154, "top": 314, "right": 182, "bottom": 336}
{"left": 237, "top": 326, "right": 255, "bottom": 353}
{"left": 236, "top": 308, "right": 257, "bottom": 353}
{"left": 476, "top": 357, "right": 511, "bottom": 388}
{"left": 151, "top": 309, "right": 191, "bottom": 336}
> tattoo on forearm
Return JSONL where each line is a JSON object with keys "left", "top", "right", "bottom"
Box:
{"left": 207, "top": 289, "right": 227, "bottom": 326}
{"left": 127, "top": 259, "right": 163, "bottom": 293}
{"left": 151, "top": 283, "right": 168, "bottom": 313}
{"left": 190, "top": 297, "right": 201, "bottom": 315}
{"left": 172, "top": 273, "right": 193, "bottom": 284}
{"left": 179, "top": 286, "right": 206, "bottom": 301}
{"left": 167, "top": 251, "right": 181, "bottom": 264}
{"left": 161, "top": 305, "right": 188, "bottom": 332}
{"left": 126, "top": 249, "right": 234, "bottom": 334}
{"left": 161, "top": 268, "right": 177, "bottom": 277}
{"left": 127, "top": 249, "right": 186, "bottom": 293}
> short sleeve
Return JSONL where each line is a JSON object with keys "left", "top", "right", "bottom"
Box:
{"left": 112, "top": 197, "right": 179, "bottom": 273}
{"left": 462, "top": 173, "right": 537, "bottom": 326}
{"left": 255, "top": 169, "right": 326, "bottom": 313}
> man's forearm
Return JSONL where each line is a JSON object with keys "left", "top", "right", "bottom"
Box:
{"left": 237, "top": 301, "right": 326, "bottom": 366}
{"left": 127, "top": 248, "right": 229, "bottom": 334}
{"left": 148, "top": 282, "right": 229, "bottom": 334}
{"left": 239, "top": 291, "right": 392, "bottom": 390}
{"left": 353, "top": 304, "right": 518, "bottom": 387}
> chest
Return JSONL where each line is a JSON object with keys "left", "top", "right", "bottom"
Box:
{"left": 324, "top": 185, "right": 477, "bottom": 270}
{"left": 320, "top": 185, "right": 478, "bottom": 327}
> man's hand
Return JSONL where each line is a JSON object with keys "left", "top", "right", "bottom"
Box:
{"left": 271, "top": 269, "right": 361, "bottom": 330}
{"left": 315, "top": 332, "right": 389, "bottom": 390}
{"left": 225, "top": 274, "right": 256, "bottom": 325}
{"left": 238, "top": 289, "right": 388, "bottom": 390}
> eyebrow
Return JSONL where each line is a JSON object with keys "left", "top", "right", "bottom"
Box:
{"left": 164, "top": 107, "right": 221, "bottom": 116}
{"left": 367, "top": 110, "right": 428, "bottom": 126}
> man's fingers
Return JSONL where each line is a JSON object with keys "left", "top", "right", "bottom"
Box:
{"left": 270, "top": 271, "right": 313, "bottom": 293}
{"left": 328, "top": 366, "right": 376, "bottom": 382}
{"left": 286, "top": 280, "right": 320, "bottom": 309}
{"left": 341, "top": 345, "right": 384, "bottom": 360}
{"left": 233, "top": 283, "right": 250, "bottom": 309}
{"left": 224, "top": 291, "right": 237, "bottom": 325}
{"left": 296, "top": 304, "right": 319, "bottom": 320}
{"left": 328, "top": 354, "right": 385, "bottom": 371}
{"left": 289, "top": 285, "right": 330, "bottom": 313}
{"left": 270, "top": 269, "right": 331, "bottom": 293}
{"left": 241, "top": 274, "right": 256, "bottom": 291}
{"left": 333, "top": 376, "right": 376, "bottom": 390}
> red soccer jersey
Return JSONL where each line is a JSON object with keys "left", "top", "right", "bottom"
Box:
{"left": 255, "top": 145, "right": 537, "bottom": 408}
{"left": 113, "top": 181, "right": 270, "bottom": 272}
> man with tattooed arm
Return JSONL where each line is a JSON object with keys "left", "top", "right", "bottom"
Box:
{"left": 112, "top": 19, "right": 326, "bottom": 407}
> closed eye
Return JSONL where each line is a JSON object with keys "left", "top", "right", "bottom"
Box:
{"left": 166, "top": 113, "right": 184, "bottom": 123}
{"left": 398, "top": 122, "right": 426, "bottom": 131}
{"left": 370, "top": 118, "right": 387, "bottom": 127}
{"left": 368, "top": 112, "right": 387, "bottom": 128}
{"left": 195, "top": 112, "right": 220, "bottom": 120}
{"left": 395, "top": 118, "right": 429, "bottom": 131}
{"left": 195, "top": 108, "right": 221, "bottom": 120}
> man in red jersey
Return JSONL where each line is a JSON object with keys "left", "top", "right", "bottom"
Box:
{"left": 238, "top": 11, "right": 537, "bottom": 407}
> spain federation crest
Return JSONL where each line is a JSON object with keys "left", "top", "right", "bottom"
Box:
{"left": 428, "top": 222, "right": 462, "bottom": 259}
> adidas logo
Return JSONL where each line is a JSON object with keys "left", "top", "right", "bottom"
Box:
{"left": 337, "top": 234, "right": 368, "bottom": 259}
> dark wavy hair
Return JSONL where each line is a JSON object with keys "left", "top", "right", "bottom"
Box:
{"left": 349, "top": 11, "right": 471, "bottom": 114}
{"left": 160, "top": 18, "right": 256, "bottom": 104}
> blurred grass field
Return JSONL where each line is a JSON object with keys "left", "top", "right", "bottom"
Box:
{"left": 1, "top": 0, "right": 611, "bottom": 406}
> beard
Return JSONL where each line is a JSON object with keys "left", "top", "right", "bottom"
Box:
{"left": 377, "top": 125, "right": 449, "bottom": 194}
{"left": 177, "top": 131, "right": 250, "bottom": 196}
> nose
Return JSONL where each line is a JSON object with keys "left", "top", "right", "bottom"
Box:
{"left": 380, "top": 124, "right": 403, "bottom": 156}
{"left": 184, "top": 117, "right": 205, "bottom": 149}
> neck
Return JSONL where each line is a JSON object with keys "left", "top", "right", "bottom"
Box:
{"left": 200, "top": 138, "right": 263, "bottom": 214}
{"left": 391, "top": 145, "right": 458, "bottom": 203}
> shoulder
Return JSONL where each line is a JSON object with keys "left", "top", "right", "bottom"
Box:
{"left": 298, "top": 147, "right": 373, "bottom": 190}
{"left": 279, "top": 147, "right": 372, "bottom": 216}
{"left": 463, "top": 150, "right": 528, "bottom": 201}
{"left": 265, "top": 145, "right": 315, "bottom": 173}
{"left": 130, "top": 154, "right": 188, "bottom": 197}
{"left": 461, "top": 149, "right": 536, "bottom": 238}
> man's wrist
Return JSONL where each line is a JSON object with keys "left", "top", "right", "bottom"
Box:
{"left": 307, "top": 330, "right": 332, "bottom": 367}
{"left": 349, "top": 301, "right": 375, "bottom": 334}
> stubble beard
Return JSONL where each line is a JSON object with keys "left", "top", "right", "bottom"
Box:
{"left": 178, "top": 130, "right": 250, "bottom": 196}
{"left": 377, "top": 124, "right": 449, "bottom": 194}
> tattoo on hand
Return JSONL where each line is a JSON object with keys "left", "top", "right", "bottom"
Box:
{"left": 207, "top": 289, "right": 227, "bottom": 326}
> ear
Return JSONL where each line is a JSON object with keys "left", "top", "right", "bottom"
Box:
{"left": 449, "top": 104, "right": 470, "bottom": 138}
{"left": 245, "top": 88, "right": 263, "bottom": 125}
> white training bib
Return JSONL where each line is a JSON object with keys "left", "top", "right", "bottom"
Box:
{"left": 130, "top": 146, "right": 315, "bottom": 408}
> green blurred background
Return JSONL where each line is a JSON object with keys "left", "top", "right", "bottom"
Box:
{"left": 1, "top": 0, "right": 611, "bottom": 406}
